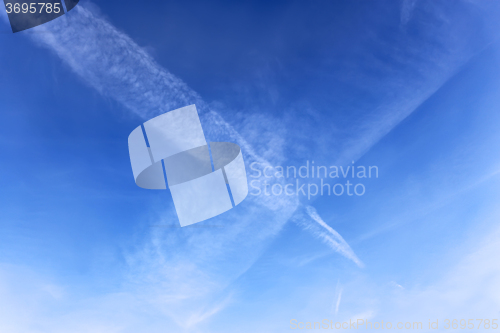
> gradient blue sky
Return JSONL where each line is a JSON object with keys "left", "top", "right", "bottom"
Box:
{"left": 1, "top": 0, "right": 500, "bottom": 332}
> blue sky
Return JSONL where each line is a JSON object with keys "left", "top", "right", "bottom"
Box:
{"left": 1, "top": 0, "right": 500, "bottom": 332}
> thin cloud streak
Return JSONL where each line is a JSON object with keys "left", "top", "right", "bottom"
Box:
{"left": 400, "top": 0, "right": 418, "bottom": 25}
{"left": 31, "top": 5, "right": 204, "bottom": 119}
{"left": 305, "top": 206, "right": 364, "bottom": 267}
{"left": 334, "top": 281, "right": 343, "bottom": 317}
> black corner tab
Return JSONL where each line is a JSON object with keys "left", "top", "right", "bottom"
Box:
{"left": 63, "top": 0, "right": 78, "bottom": 12}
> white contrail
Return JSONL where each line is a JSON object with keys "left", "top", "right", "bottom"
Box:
{"left": 335, "top": 288, "right": 343, "bottom": 316}
{"left": 18, "top": 3, "right": 362, "bottom": 267}
{"left": 305, "top": 206, "right": 364, "bottom": 267}
{"left": 30, "top": 6, "right": 203, "bottom": 119}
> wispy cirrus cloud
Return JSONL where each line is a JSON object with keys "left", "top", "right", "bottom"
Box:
{"left": 303, "top": 206, "right": 363, "bottom": 268}
{"left": 400, "top": 0, "right": 418, "bottom": 25}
